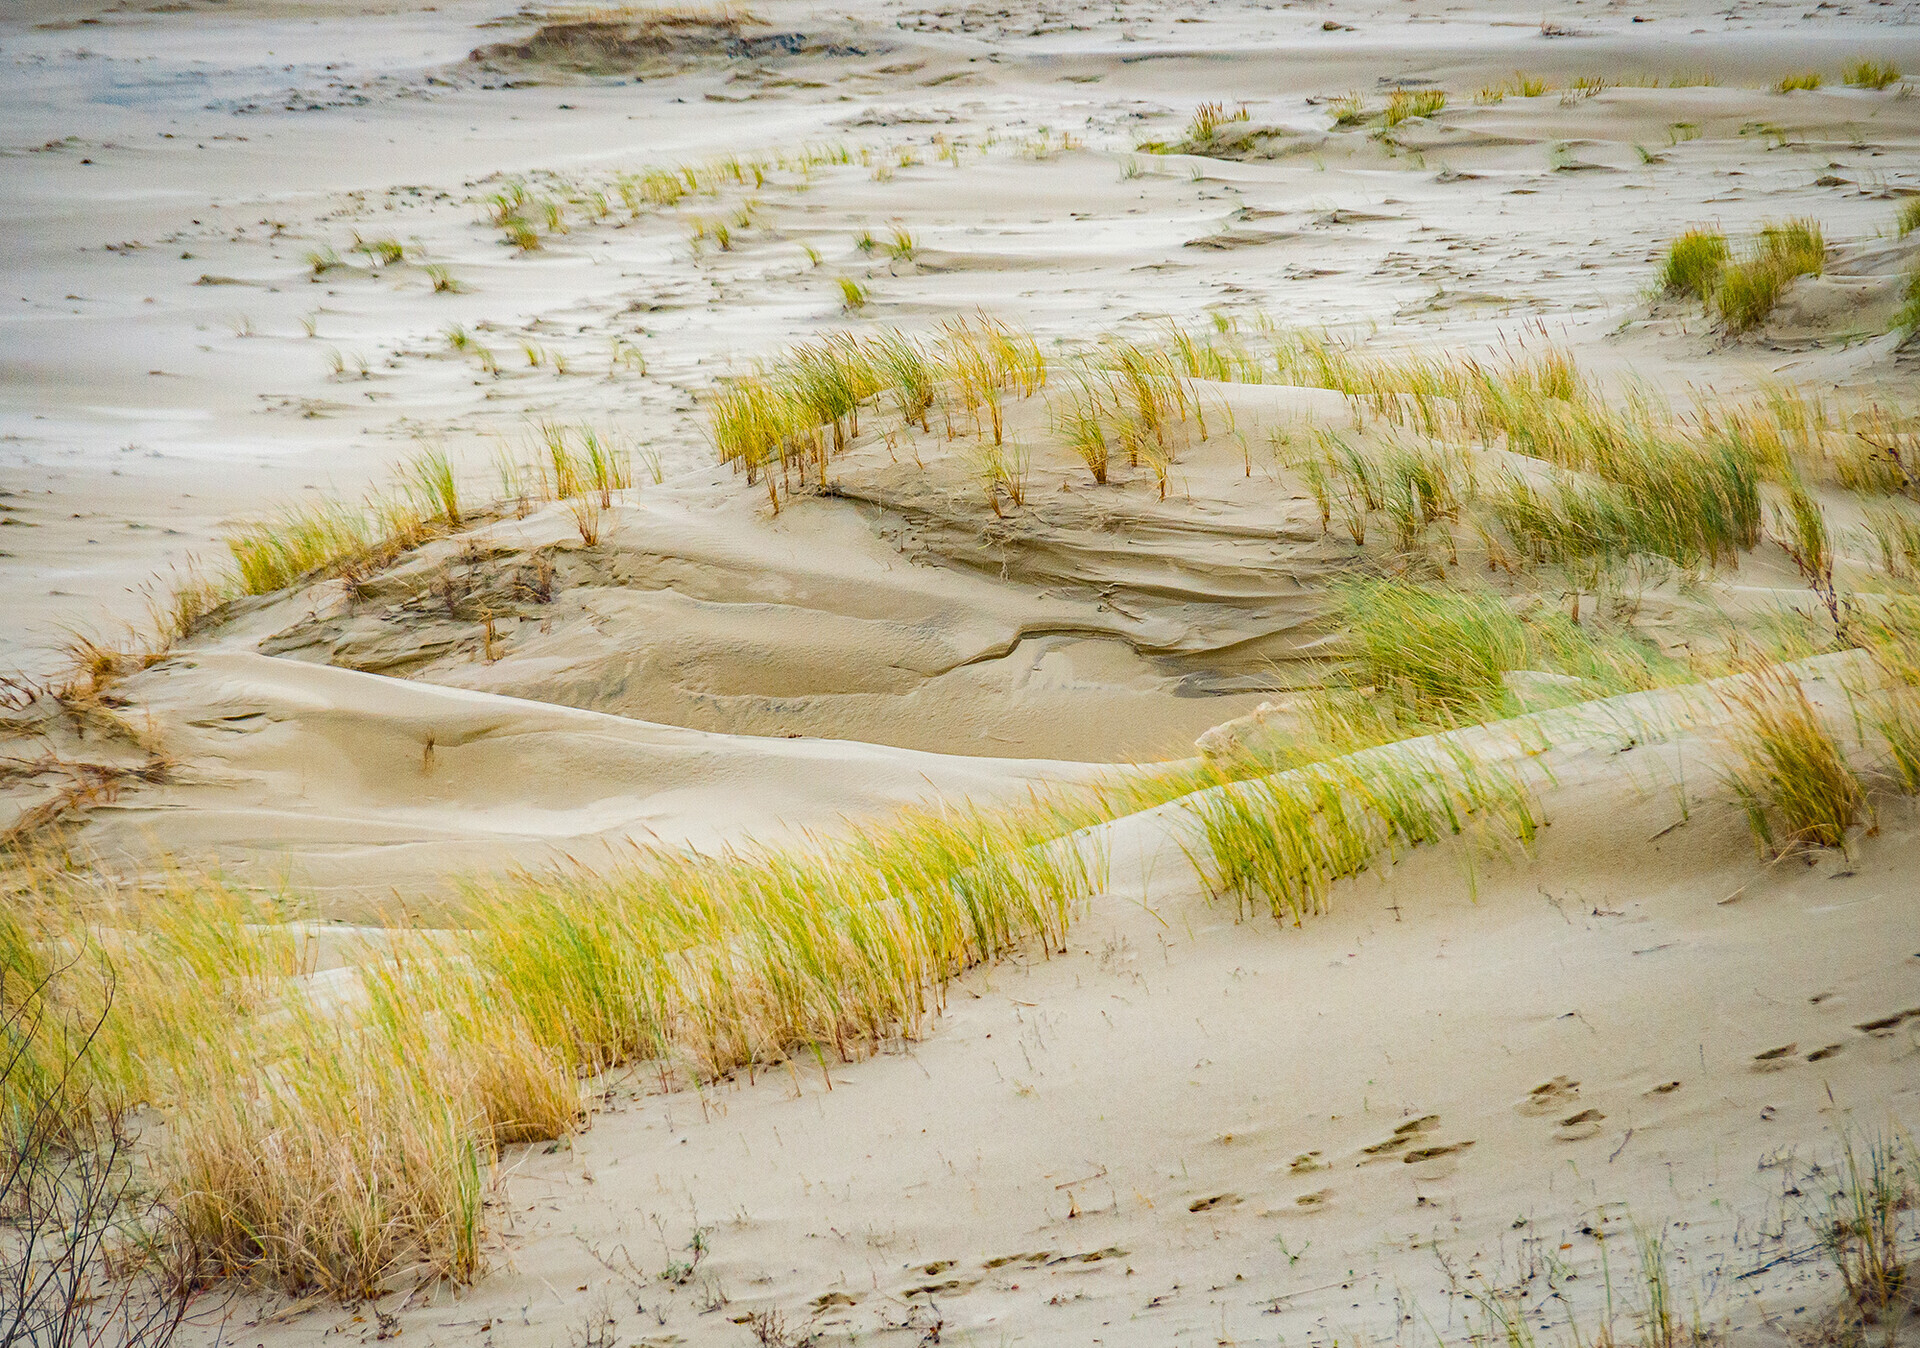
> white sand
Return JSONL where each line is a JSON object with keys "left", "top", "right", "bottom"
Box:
{"left": 4, "top": 0, "right": 1920, "bottom": 1340}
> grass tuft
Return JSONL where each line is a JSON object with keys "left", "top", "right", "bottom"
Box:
{"left": 1719, "top": 670, "right": 1864, "bottom": 854}
{"left": 1185, "top": 740, "right": 1542, "bottom": 926}
{"left": 1661, "top": 228, "right": 1729, "bottom": 300}
{"left": 1708, "top": 218, "right": 1824, "bottom": 334}
{"left": 1776, "top": 71, "right": 1824, "bottom": 92}
{"left": 1187, "top": 100, "right": 1250, "bottom": 140}
{"left": 1382, "top": 88, "right": 1446, "bottom": 126}
{"left": 1844, "top": 59, "right": 1901, "bottom": 90}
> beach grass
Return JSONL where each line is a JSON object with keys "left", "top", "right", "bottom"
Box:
{"left": 1844, "top": 59, "right": 1902, "bottom": 90}
{"left": 1184, "top": 738, "right": 1542, "bottom": 925}
{"left": 1661, "top": 228, "right": 1728, "bottom": 300}
{"left": 1719, "top": 669, "right": 1864, "bottom": 854}
{"left": 0, "top": 781, "right": 1120, "bottom": 1295}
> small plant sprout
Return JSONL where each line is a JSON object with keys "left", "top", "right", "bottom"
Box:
{"left": 610, "top": 337, "right": 647, "bottom": 376}
{"left": 837, "top": 277, "right": 869, "bottom": 312}
{"left": 885, "top": 226, "right": 917, "bottom": 261}
{"left": 424, "top": 263, "right": 463, "bottom": 293}
{"left": 504, "top": 217, "right": 542, "bottom": 252}
{"left": 567, "top": 496, "right": 603, "bottom": 546}
{"left": 325, "top": 348, "right": 347, "bottom": 378}
{"left": 800, "top": 243, "right": 822, "bottom": 267}
{"left": 1896, "top": 199, "right": 1920, "bottom": 238}
{"left": 854, "top": 228, "right": 877, "bottom": 253}
{"left": 299, "top": 312, "right": 318, "bottom": 338}
{"left": 231, "top": 313, "right": 256, "bottom": 338}
{"left": 305, "top": 246, "right": 343, "bottom": 277}
{"left": 444, "top": 323, "right": 472, "bottom": 353}
{"left": 1777, "top": 70, "right": 1824, "bottom": 92}
{"left": 408, "top": 447, "right": 462, "bottom": 527}
{"left": 1845, "top": 59, "right": 1902, "bottom": 90}
{"left": 521, "top": 341, "right": 546, "bottom": 368}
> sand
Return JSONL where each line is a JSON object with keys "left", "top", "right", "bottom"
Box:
{"left": 4, "top": 0, "right": 1920, "bottom": 1340}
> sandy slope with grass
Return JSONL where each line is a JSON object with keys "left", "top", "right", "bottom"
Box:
{"left": 5, "top": 0, "right": 1920, "bottom": 1344}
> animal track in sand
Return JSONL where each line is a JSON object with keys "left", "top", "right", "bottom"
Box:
{"left": 1188, "top": 1192, "right": 1242, "bottom": 1213}
{"left": 1806, "top": 1043, "right": 1844, "bottom": 1062}
{"left": 1553, "top": 1109, "right": 1606, "bottom": 1141}
{"left": 1856, "top": 1007, "right": 1920, "bottom": 1036}
{"left": 1519, "top": 1077, "right": 1580, "bottom": 1115}
{"left": 982, "top": 1251, "right": 1056, "bottom": 1269}
{"left": 904, "top": 1276, "right": 973, "bottom": 1296}
{"left": 1403, "top": 1141, "right": 1475, "bottom": 1164}
{"left": 1360, "top": 1114, "right": 1442, "bottom": 1161}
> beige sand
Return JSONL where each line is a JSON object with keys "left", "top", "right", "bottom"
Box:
{"left": 4, "top": 0, "right": 1920, "bottom": 1340}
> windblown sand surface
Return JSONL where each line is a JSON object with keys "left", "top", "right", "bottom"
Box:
{"left": 4, "top": 0, "right": 1920, "bottom": 1341}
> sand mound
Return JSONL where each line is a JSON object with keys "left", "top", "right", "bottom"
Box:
{"left": 1764, "top": 233, "right": 1920, "bottom": 343}
{"left": 68, "top": 648, "right": 1098, "bottom": 908}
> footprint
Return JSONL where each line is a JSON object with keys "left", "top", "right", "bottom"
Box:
{"left": 1047, "top": 1246, "right": 1127, "bottom": 1265}
{"left": 1295, "top": 1188, "right": 1332, "bottom": 1210}
{"left": 904, "top": 1277, "right": 972, "bottom": 1297}
{"left": 1360, "top": 1135, "right": 1412, "bottom": 1158}
{"left": 1645, "top": 1081, "right": 1682, "bottom": 1096}
{"left": 1188, "top": 1192, "right": 1241, "bottom": 1213}
{"left": 1289, "top": 1150, "right": 1326, "bottom": 1173}
{"left": 1403, "top": 1140, "right": 1475, "bottom": 1164}
{"left": 1855, "top": 1008, "right": 1920, "bottom": 1037}
{"left": 1806, "top": 1043, "right": 1844, "bottom": 1062}
{"left": 1554, "top": 1109, "right": 1605, "bottom": 1141}
{"left": 1751, "top": 1044, "right": 1797, "bottom": 1071}
{"left": 1520, "top": 1077, "right": 1580, "bottom": 1116}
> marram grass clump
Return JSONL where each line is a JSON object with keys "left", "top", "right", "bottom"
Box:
{"left": 1711, "top": 218, "right": 1825, "bottom": 334}
{"left": 1720, "top": 670, "right": 1864, "bottom": 854}
{"left": 0, "top": 785, "right": 1115, "bottom": 1298}
{"left": 1661, "top": 228, "right": 1729, "bottom": 300}
{"left": 1186, "top": 741, "right": 1543, "bottom": 925}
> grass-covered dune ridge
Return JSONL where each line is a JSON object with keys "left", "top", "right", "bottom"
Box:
{"left": 10, "top": 622, "right": 1920, "bottom": 1300}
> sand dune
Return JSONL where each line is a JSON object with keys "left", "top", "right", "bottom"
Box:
{"left": 5, "top": 0, "right": 1920, "bottom": 1343}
